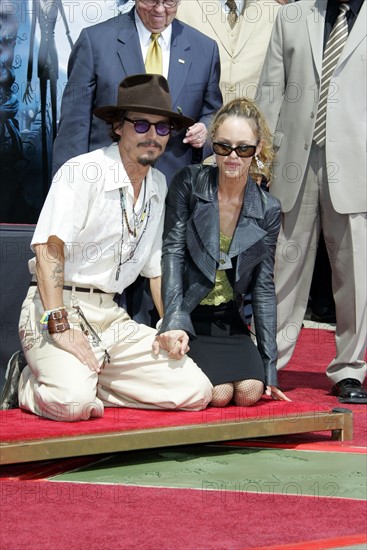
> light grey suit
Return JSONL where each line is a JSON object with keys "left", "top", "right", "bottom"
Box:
{"left": 258, "top": 0, "right": 366, "bottom": 385}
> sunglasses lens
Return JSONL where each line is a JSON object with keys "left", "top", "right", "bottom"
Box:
{"left": 213, "top": 143, "right": 232, "bottom": 156}
{"left": 155, "top": 123, "right": 171, "bottom": 136}
{"left": 131, "top": 120, "right": 171, "bottom": 136}
{"left": 134, "top": 121, "right": 151, "bottom": 133}
{"left": 236, "top": 145, "right": 256, "bottom": 158}
{"left": 213, "top": 142, "right": 258, "bottom": 157}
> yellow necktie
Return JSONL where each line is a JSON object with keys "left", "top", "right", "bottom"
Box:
{"left": 145, "top": 33, "right": 163, "bottom": 74}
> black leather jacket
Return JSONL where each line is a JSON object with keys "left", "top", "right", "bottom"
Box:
{"left": 159, "top": 164, "right": 281, "bottom": 386}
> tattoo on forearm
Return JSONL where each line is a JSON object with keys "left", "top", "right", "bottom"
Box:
{"left": 51, "top": 262, "right": 64, "bottom": 288}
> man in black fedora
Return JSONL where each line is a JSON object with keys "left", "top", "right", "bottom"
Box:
{"left": 5, "top": 74, "right": 212, "bottom": 421}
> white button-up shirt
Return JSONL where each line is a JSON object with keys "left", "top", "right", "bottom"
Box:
{"left": 29, "top": 143, "right": 167, "bottom": 293}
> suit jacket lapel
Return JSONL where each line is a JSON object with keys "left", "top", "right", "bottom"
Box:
{"left": 167, "top": 20, "right": 192, "bottom": 106}
{"left": 195, "top": 0, "right": 253, "bottom": 59}
{"left": 116, "top": 10, "right": 146, "bottom": 75}
{"left": 307, "top": 0, "right": 326, "bottom": 80}
{"left": 338, "top": 1, "right": 366, "bottom": 67}
{"left": 232, "top": 0, "right": 258, "bottom": 57}
{"left": 194, "top": 0, "right": 236, "bottom": 57}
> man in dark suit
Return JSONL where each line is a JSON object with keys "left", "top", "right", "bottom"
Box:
{"left": 52, "top": 0, "right": 222, "bottom": 184}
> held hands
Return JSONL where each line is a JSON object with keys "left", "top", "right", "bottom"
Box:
{"left": 152, "top": 330, "right": 190, "bottom": 360}
{"left": 50, "top": 327, "right": 102, "bottom": 374}
{"left": 183, "top": 122, "right": 207, "bottom": 149}
{"left": 265, "top": 385, "right": 292, "bottom": 402}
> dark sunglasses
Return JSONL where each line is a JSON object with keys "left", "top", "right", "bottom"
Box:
{"left": 213, "top": 142, "right": 258, "bottom": 158}
{"left": 124, "top": 117, "right": 172, "bottom": 136}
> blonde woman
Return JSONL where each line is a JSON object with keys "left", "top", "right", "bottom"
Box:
{"left": 155, "top": 98, "right": 290, "bottom": 407}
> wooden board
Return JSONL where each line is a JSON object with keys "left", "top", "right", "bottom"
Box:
{"left": 0, "top": 409, "right": 353, "bottom": 465}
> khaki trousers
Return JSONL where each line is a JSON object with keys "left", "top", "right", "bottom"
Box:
{"left": 274, "top": 143, "right": 367, "bottom": 385}
{"left": 18, "top": 286, "right": 212, "bottom": 421}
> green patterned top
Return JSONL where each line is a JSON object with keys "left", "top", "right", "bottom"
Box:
{"left": 201, "top": 232, "right": 234, "bottom": 306}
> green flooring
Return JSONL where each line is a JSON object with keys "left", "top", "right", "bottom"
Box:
{"left": 51, "top": 445, "right": 367, "bottom": 500}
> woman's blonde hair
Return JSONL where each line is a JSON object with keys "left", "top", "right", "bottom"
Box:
{"left": 210, "top": 97, "right": 274, "bottom": 182}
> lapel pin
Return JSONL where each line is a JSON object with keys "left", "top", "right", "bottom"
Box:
{"left": 178, "top": 59, "right": 185, "bottom": 64}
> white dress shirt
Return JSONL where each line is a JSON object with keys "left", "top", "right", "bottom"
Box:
{"left": 29, "top": 144, "right": 167, "bottom": 293}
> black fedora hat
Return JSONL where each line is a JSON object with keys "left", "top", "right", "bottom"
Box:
{"left": 94, "top": 74, "right": 195, "bottom": 130}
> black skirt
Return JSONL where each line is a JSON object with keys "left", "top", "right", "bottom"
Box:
{"left": 188, "top": 302, "right": 266, "bottom": 386}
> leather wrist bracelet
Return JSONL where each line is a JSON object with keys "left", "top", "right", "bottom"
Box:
{"left": 48, "top": 309, "right": 70, "bottom": 334}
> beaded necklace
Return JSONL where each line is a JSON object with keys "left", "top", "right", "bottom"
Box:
{"left": 120, "top": 178, "right": 147, "bottom": 237}
{"left": 115, "top": 181, "right": 152, "bottom": 281}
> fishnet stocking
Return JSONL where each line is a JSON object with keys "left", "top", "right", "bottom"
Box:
{"left": 210, "top": 383, "right": 234, "bottom": 407}
{"left": 233, "top": 379, "right": 264, "bottom": 406}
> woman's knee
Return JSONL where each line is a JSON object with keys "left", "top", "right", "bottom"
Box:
{"left": 233, "top": 379, "right": 264, "bottom": 407}
{"left": 210, "top": 383, "right": 234, "bottom": 407}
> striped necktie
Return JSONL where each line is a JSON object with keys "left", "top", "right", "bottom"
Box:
{"left": 226, "top": 0, "right": 238, "bottom": 29}
{"left": 313, "top": 3, "right": 350, "bottom": 147}
{"left": 145, "top": 33, "right": 163, "bottom": 74}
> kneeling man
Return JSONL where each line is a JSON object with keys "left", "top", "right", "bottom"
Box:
{"left": 17, "top": 74, "right": 212, "bottom": 421}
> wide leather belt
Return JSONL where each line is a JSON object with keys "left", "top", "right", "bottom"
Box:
{"left": 29, "top": 281, "right": 107, "bottom": 294}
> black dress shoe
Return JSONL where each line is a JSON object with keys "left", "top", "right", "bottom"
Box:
{"left": 332, "top": 378, "right": 367, "bottom": 404}
{"left": 310, "top": 306, "right": 336, "bottom": 324}
{"left": 0, "top": 350, "right": 27, "bottom": 410}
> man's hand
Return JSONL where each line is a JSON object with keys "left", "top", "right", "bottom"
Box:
{"left": 152, "top": 330, "right": 190, "bottom": 359}
{"left": 183, "top": 122, "right": 207, "bottom": 149}
{"left": 50, "top": 327, "right": 102, "bottom": 373}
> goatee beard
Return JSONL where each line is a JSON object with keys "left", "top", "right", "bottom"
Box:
{"left": 138, "top": 157, "right": 155, "bottom": 167}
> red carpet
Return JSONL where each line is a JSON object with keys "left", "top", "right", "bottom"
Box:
{"left": 0, "top": 328, "right": 366, "bottom": 550}
{"left": 0, "top": 400, "right": 335, "bottom": 442}
{"left": 272, "top": 328, "right": 367, "bottom": 447}
{"left": 0, "top": 481, "right": 365, "bottom": 550}
{"left": 1, "top": 328, "right": 365, "bottom": 447}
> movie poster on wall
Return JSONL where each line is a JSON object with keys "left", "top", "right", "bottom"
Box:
{"left": 0, "top": 0, "right": 133, "bottom": 224}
